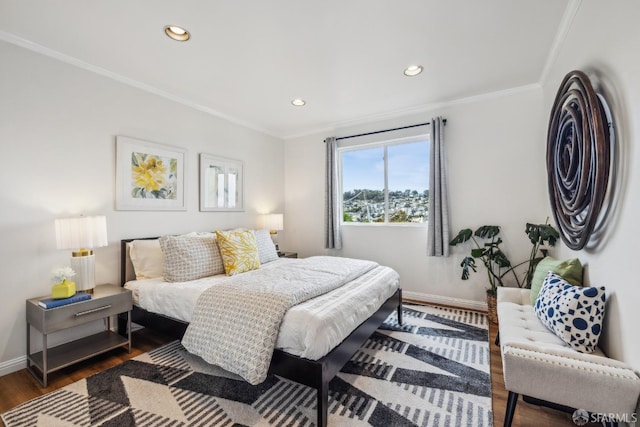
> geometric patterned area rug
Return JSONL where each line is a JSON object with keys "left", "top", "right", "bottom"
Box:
{"left": 2, "top": 304, "right": 492, "bottom": 426}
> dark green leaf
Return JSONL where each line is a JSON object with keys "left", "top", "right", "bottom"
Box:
{"left": 493, "top": 250, "right": 511, "bottom": 268}
{"left": 449, "top": 228, "right": 473, "bottom": 246}
{"left": 470, "top": 248, "right": 484, "bottom": 258}
{"left": 460, "top": 256, "right": 477, "bottom": 280}
{"left": 484, "top": 237, "right": 503, "bottom": 248}
{"left": 525, "top": 223, "right": 559, "bottom": 246}
{"left": 475, "top": 225, "right": 500, "bottom": 239}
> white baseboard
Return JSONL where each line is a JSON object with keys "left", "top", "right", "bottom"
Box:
{"left": 403, "top": 291, "right": 488, "bottom": 312}
{"left": 0, "top": 356, "right": 26, "bottom": 377}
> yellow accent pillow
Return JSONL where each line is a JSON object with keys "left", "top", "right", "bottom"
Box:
{"left": 215, "top": 229, "right": 261, "bottom": 276}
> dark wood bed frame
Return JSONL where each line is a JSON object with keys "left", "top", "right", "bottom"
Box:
{"left": 117, "top": 238, "right": 403, "bottom": 427}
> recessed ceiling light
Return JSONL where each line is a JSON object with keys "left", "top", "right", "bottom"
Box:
{"left": 291, "top": 99, "right": 306, "bottom": 107}
{"left": 164, "top": 25, "right": 190, "bottom": 42}
{"left": 404, "top": 65, "right": 423, "bottom": 76}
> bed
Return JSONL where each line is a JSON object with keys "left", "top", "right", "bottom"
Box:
{"left": 117, "top": 233, "right": 402, "bottom": 427}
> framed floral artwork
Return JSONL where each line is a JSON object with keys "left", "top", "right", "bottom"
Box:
{"left": 199, "top": 153, "right": 244, "bottom": 211}
{"left": 116, "top": 136, "right": 186, "bottom": 210}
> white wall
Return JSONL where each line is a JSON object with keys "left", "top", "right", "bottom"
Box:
{"left": 542, "top": 0, "right": 640, "bottom": 370}
{"left": 7, "top": 0, "right": 638, "bottom": 384}
{"left": 0, "top": 40, "right": 284, "bottom": 372}
{"left": 283, "top": 87, "right": 550, "bottom": 309}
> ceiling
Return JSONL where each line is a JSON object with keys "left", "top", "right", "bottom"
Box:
{"left": 0, "top": 0, "right": 571, "bottom": 139}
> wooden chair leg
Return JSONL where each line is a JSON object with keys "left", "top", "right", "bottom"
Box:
{"left": 504, "top": 391, "right": 518, "bottom": 427}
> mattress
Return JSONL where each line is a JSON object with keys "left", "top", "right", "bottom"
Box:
{"left": 125, "top": 258, "right": 399, "bottom": 359}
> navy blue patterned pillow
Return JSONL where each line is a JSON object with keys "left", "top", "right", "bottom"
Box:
{"left": 534, "top": 271, "right": 565, "bottom": 328}
{"left": 534, "top": 271, "right": 606, "bottom": 353}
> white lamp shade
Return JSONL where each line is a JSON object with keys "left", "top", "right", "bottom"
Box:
{"left": 264, "top": 213, "right": 284, "bottom": 231}
{"left": 55, "top": 216, "right": 108, "bottom": 250}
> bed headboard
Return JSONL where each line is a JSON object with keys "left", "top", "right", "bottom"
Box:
{"left": 120, "top": 237, "right": 159, "bottom": 286}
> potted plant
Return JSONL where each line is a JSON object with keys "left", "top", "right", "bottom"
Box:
{"left": 449, "top": 222, "right": 558, "bottom": 323}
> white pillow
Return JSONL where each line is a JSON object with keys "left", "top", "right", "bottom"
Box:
{"left": 129, "top": 239, "right": 164, "bottom": 279}
{"left": 254, "top": 229, "right": 279, "bottom": 264}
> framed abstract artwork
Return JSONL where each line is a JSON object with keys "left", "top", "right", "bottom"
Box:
{"left": 199, "top": 153, "right": 244, "bottom": 211}
{"left": 546, "top": 70, "right": 613, "bottom": 250}
{"left": 115, "top": 136, "right": 187, "bottom": 211}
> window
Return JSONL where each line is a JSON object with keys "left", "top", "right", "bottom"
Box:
{"left": 340, "top": 135, "right": 429, "bottom": 224}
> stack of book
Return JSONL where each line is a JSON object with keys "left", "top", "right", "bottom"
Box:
{"left": 38, "top": 292, "right": 91, "bottom": 309}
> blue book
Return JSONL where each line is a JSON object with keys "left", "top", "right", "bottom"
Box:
{"left": 38, "top": 292, "right": 91, "bottom": 309}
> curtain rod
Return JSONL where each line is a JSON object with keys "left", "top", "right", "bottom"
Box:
{"left": 326, "top": 119, "right": 446, "bottom": 142}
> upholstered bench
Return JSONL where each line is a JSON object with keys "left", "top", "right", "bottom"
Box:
{"left": 497, "top": 287, "right": 640, "bottom": 427}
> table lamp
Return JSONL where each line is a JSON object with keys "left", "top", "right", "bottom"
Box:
{"left": 263, "top": 213, "right": 283, "bottom": 252}
{"left": 55, "top": 215, "right": 108, "bottom": 293}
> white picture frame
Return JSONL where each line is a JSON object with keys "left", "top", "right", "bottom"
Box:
{"left": 115, "top": 136, "right": 187, "bottom": 211}
{"left": 199, "top": 153, "right": 244, "bottom": 212}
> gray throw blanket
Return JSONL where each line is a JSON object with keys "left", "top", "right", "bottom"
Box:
{"left": 181, "top": 256, "right": 378, "bottom": 384}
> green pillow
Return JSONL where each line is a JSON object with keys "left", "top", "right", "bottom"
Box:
{"left": 529, "top": 257, "right": 583, "bottom": 304}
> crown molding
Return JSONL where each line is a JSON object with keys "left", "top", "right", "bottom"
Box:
{"left": 283, "top": 83, "right": 542, "bottom": 140}
{"left": 539, "top": 0, "right": 582, "bottom": 85}
{"left": 1, "top": 27, "right": 557, "bottom": 142}
{"left": 0, "top": 30, "right": 280, "bottom": 139}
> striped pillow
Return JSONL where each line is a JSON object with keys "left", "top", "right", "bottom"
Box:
{"left": 254, "top": 229, "right": 278, "bottom": 264}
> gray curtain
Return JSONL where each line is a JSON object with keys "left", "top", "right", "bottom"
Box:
{"left": 325, "top": 137, "right": 342, "bottom": 249}
{"left": 427, "top": 117, "right": 450, "bottom": 256}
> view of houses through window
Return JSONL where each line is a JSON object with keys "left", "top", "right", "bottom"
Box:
{"left": 340, "top": 136, "right": 429, "bottom": 224}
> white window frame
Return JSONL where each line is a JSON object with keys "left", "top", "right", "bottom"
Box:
{"left": 338, "top": 133, "right": 429, "bottom": 227}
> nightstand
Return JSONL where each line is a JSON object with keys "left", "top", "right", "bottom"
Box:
{"left": 26, "top": 284, "right": 132, "bottom": 387}
{"left": 278, "top": 251, "right": 298, "bottom": 258}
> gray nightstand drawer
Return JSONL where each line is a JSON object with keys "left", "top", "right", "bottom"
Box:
{"left": 27, "top": 285, "right": 132, "bottom": 333}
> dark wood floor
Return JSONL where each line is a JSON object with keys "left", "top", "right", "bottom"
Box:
{"left": 0, "top": 328, "right": 172, "bottom": 427}
{"left": 0, "top": 322, "right": 583, "bottom": 426}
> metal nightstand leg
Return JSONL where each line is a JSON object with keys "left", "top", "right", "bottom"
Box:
{"left": 26, "top": 323, "right": 48, "bottom": 387}
{"left": 127, "top": 310, "right": 132, "bottom": 353}
{"left": 41, "top": 331, "right": 48, "bottom": 387}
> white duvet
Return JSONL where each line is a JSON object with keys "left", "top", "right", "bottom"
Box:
{"left": 125, "top": 258, "right": 399, "bottom": 360}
